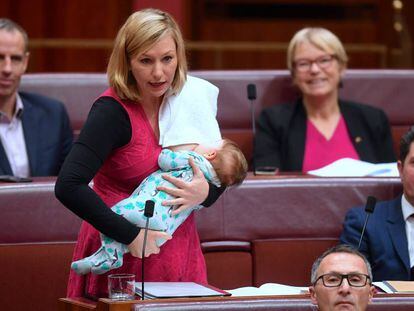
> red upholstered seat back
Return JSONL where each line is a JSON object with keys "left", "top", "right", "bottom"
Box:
{"left": 20, "top": 70, "right": 414, "bottom": 162}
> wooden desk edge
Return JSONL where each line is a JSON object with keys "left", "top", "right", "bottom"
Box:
{"left": 59, "top": 295, "right": 311, "bottom": 311}
{"left": 59, "top": 297, "right": 96, "bottom": 310}
{"left": 59, "top": 292, "right": 414, "bottom": 311}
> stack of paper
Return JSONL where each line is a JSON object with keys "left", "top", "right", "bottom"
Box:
{"left": 374, "top": 281, "right": 414, "bottom": 293}
{"left": 227, "top": 283, "right": 309, "bottom": 297}
{"left": 308, "top": 158, "right": 399, "bottom": 177}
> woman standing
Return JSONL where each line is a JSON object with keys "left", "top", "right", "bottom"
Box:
{"left": 55, "top": 9, "right": 222, "bottom": 298}
{"left": 254, "top": 27, "right": 396, "bottom": 172}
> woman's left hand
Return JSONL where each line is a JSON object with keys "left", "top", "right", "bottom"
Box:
{"left": 157, "top": 157, "right": 209, "bottom": 216}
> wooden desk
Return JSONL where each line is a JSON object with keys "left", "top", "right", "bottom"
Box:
{"left": 59, "top": 294, "right": 311, "bottom": 311}
{"left": 59, "top": 293, "right": 414, "bottom": 311}
{"left": 3, "top": 175, "right": 404, "bottom": 311}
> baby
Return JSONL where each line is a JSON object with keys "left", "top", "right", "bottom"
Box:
{"left": 71, "top": 138, "right": 248, "bottom": 275}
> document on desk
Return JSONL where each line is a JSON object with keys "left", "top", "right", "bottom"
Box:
{"left": 374, "top": 281, "right": 414, "bottom": 293}
{"left": 307, "top": 158, "right": 398, "bottom": 177}
{"left": 135, "top": 282, "right": 230, "bottom": 299}
{"left": 227, "top": 283, "right": 309, "bottom": 297}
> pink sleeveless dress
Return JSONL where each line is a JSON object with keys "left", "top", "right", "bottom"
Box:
{"left": 67, "top": 88, "right": 207, "bottom": 299}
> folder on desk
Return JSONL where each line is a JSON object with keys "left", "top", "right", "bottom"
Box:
{"left": 135, "top": 282, "right": 231, "bottom": 299}
{"left": 380, "top": 281, "right": 414, "bottom": 293}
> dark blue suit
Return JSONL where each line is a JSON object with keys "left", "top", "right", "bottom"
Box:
{"left": 0, "top": 92, "right": 73, "bottom": 176}
{"left": 340, "top": 196, "right": 411, "bottom": 281}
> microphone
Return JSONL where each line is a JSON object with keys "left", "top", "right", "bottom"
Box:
{"left": 141, "top": 200, "right": 155, "bottom": 300}
{"left": 247, "top": 84, "right": 257, "bottom": 100}
{"left": 357, "top": 196, "right": 377, "bottom": 249}
{"left": 247, "top": 84, "right": 257, "bottom": 174}
{"left": 247, "top": 84, "right": 257, "bottom": 137}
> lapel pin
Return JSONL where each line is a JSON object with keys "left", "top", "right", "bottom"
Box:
{"left": 355, "top": 136, "right": 362, "bottom": 143}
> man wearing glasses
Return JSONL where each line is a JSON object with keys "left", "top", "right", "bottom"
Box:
{"left": 310, "top": 245, "right": 375, "bottom": 311}
{"left": 253, "top": 27, "right": 395, "bottom": 173}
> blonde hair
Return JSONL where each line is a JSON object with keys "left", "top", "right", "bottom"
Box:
{"left": 287, "top": 27, "right": 348, "bottom": 73}
{"left": 107, "top": 8, "right": 187, "bottom": 101}
{"left": 211, "top": 139, "right": 248, "bottom": 187}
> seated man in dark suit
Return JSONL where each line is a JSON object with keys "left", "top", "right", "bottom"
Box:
{"left": 340, "top": 126, "right": 414, "bottom": 281}
{"left": 0, "top": 18, "right": 73, "bottom": 177}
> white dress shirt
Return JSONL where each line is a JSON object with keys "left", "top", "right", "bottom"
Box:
{"left": 401, "top": 194, "right": 414, "bottom": 267}
{"left": 0, "top": 94, "right": 30, "bottom": 177}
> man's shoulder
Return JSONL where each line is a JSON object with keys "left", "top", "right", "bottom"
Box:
{"left": 19, "top": 91, "right": 64, "bottom": 107}
{"left": 19, "top": 91, "right": 66, "bottom": 113}
{"left": 348, "top": 197, "right": 400, "bottom": 217}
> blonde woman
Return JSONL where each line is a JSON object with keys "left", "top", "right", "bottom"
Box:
{"left": 254, "top": 27, "right": 395, "bottom": 172}
{"left": 55, "top": 9, "right": 224, "bottom": 298}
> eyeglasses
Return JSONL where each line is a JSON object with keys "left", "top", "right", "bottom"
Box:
{"left": 313, "top": 273, "right": 371, "bottom": 287}
{"left": 293, "top": 54, "right": 337, "bottom": 73}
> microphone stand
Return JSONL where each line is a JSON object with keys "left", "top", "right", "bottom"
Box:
{"left": 141, "top": 200, "right": 155, "bottom": 300}
{"left": 247, "top": 84, "right": 257, "bottom": 174}
{"left": 357, "top": 196, "right": 376, "bottom": 249}
{"left": 357, "top": 214, "right": 370, "bottom": 249}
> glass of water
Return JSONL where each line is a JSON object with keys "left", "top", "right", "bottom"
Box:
{"left": 108, "top": 273, "right": 135, "bottom": 300}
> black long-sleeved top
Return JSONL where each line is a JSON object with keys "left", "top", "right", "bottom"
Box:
{"left": 55, "top": 97, "right": 224, "bottom": 245}
{"left": 254, "top": 99, "right": 396, "bottom": 171}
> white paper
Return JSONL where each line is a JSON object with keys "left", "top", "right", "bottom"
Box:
{"left": 307, "top": 158, "right": 399, "bottom": 177}
{"left": 226, "top": 283, "right": 309, "bottom": 297}
{"left": 372, "top": 281, "right": 414, "bottom": 293}
{"left": 373, "top": 281, "right": 394, "bottom": 293}
{"left": 135, "top": 282, "right": 225, "bottom": 298}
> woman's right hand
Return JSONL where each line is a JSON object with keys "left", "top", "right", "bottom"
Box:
{"left": 128, "top": 229, "right": 172, "bottom": 258}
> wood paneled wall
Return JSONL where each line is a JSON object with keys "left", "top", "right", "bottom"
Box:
{"left": 1, "top": 0, "right": 413, "bottom": 71}
{"left": 187, "top": 0, "right": 398, "bottom": 69}
{"left": 0, "top": 0, "right": 132, "bottom": 72}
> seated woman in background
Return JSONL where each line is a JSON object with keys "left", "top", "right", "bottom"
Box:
{"left": 254, "top": 27, "right": 396, "bottom": 172}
